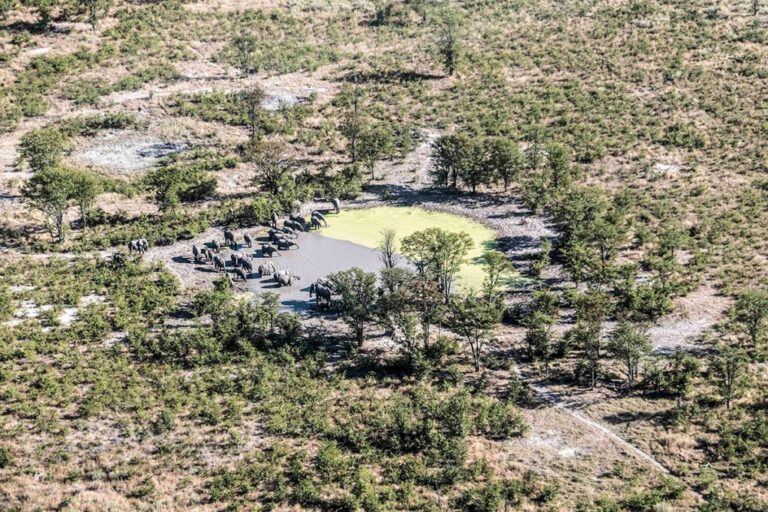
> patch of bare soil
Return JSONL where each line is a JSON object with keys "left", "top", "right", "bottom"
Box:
{"left": 71, "top": 131, "right": 189, "bottom": 172}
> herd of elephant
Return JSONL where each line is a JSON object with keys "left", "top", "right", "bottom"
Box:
{"left": 188, "top": 201, "right": 341, "bottom": 304}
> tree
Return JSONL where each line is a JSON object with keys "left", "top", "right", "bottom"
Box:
{"left": 449, "top": 293, "right": 502, "bottom": 371}
{"left": 734, "top": 289, "right": 768, "bottom": 347}
{"left": 666, "top": 353, "right": 700, "bottom": 407}
{"left": 434, "top": 8, "right": 462, "bottom": 76}
{"left": 568, "top": 290, "right": 611, "bottom": 387}
{"left": 247, "top": 141, "right": 293, "bottom": 195}
{"left": 377, "top": 267, "right": 421, "bottom": 356}
{"left": 457, "top": 139, "right": 491, "bottom": 193}
{"left": 21, "top": 166, "right": 76, "bottom": 242}
{"left": 329, "top": 268, "right": 378, "bottom": 348}
{"left": 339, "top": 77, "right": 362, "bottom": 163}
{"left": 608, "top": 322, "right": 652, "bottom": 385}
{"left": 378, "top": 228, "right": 400, "bottom": 268}
{"left": 524, "top": 289, "right": 559, "bottom": 376}
{"left": 18, "top": 127, "right": 70, "bottom": 172}
{"left": 711, "top": 347, "right": 750, "bottom": 410}
{"left": 480, "top": 250, "right": 512, "bottom": 302}
{"left": 485, "top": 137, "right": 522, "bottom": 191}
{"left": 70, "top": 168, "right": 102, "bottom": 231}
{"left": 357, "top": 123, "right": 394, "bottom": 180}
{"left": 401, "top": 227, "right": 473, "bottom": 302}
{"left": 79, "top": 0, "right": 112, "bottom": 29}
{"left": 230, "top": 35, "right": 258, "bottom": 75}
{"left": 239, "top": 85, "right": 266, "bottom": 144}
{"left": 144, "top": 162, "right": 216, "bottom": 212}
{"left": 431, "top": 133, "right": 471, "bottom": 189}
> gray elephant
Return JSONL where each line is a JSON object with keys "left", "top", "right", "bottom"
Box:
{"left": 261, "top": 244, "right": 280, "bottom": 257}
{"left": 231, "top": 252, "right": 242, "bottom": 268}
{"left": 241, "top": 258, "right": 254, "bottom": 274}
{"left": 284, "top": 219, "right": 304, "bottom": 232}
{"left": 309, "top": 282, "right": 333, "bottom": 305}
{"left": 244, "top": 233, "right": 253, "bottom": 248}
{"left": 270, "top": 211, "right": 279, "bottom": 227}
{"left": 280, "top": 226, "right": 298, "bottom": 238}
{"left": 276, "top": 239, "right": 299, "bottom": 250}
{"left": 311, "top": 211, "right": 327, "bottom": 226}
{"left": 289, "top": 214, "right": 308, "bottom": 230}
{"left": 213, "top": 255, "right": 226, "bottom": 272}
{"left": 139, "top": 238, "right": 149, "bottom": 252}
{"left": 224, "top": 229, "right": 236, "bottom": 248}
{"left": 211, "top": 240, "right": 221, "bottom": 253}
{"left": 258, "top": 261, "right": 276, "bottom": 277}
{"left": 310, "top": 217, "right": 323, "bottom": 230}
{"left": 274, "top": 270, "right": 300, "bottom": 287}
{"left": 234, "top": 267, "right": 248, "bottom": 281}
{"left": 127, "top": 240, "right": 140, "bottom": 253}
{"left": 192, "top": 244, "right": 200, "bottom": 262}
{"left": 203, "top": 248, "right": 214, "bottom": 262}
{"left": 268, "top": 228, "right": 283, "bottom": 243}
{"left": 332, "top": 197, "right": 341, "bottom": 213}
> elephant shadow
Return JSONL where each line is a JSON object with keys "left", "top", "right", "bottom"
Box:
{"left": 194, "top": 266, "right": 218, "bottom": 273}
{"left": 172, "top": 256, "right": 193, "bottom": 264}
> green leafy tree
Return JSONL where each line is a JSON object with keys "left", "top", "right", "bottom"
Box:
{"left": 485, "top": 137, "right": 522, "bottom": 191}
{"left": 229, "top": 35, "right": 258, "bottom": 75}
{"left": 239, "top": 85, "right": 266, "bottom": 144}
{"left": 338, "top": 78, "right": 362, "bottom": 163}
{"left": 480, "top": 250, "right": 512, "bottom": 301}
{"left": 329, "top": 267, "right": 378, "bottom": 348}
{"left": 246, "top": 140, "right": 293, "bottom": 195}
{"left": 18, "top": 127, "right": 70, "bottom": 172}
{"left": 21, "top": 166, "right": 76, "bottom": 241}
{"left": 457, "top": 139, "right": 492, "bottom": 193}
{"left": 608, "top": 322, "right": 652, "bottom": 385}
{"left": 144, "top": 162, "right": 216, "bottom": 212}
{"left": 430, "top": 132, "right": 471, "bottom": 189}
{"left": 524, "top": 289, "right": 559, "bottom": 376}
{"left": 434, "top": 8, "right": 462, "bottom": 76}
{"left": 70, "top": 168, "right": 102, "bottom": 231}
{"left": 734, "top": 289, "right": 768, "bottom": 347}
{"left": 666, "top": 353, "right": 700, "bottom": 407}
{"left": 711, "top": 347, "right": 751, "bottom": 410}
{"left": 357, "top": 123, "right": 394, "bottom": 180}
{"left": 568, "top": 290, "right": 612, "bottom": 387}
{"left": 449, "top": 293, "right": 503, "bottom": 371}
{"left": 401, "top": 227, "right": 473, "bottom": 302}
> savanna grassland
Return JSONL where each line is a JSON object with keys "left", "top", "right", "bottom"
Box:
{"left": 1, "top": 0, "right": 768, "bottom": 511}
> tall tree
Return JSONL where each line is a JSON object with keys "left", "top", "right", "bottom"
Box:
{"left": 239, "top": 85, "right": 266, "bottom": 144}
{"left": 329, "top": 268, "right": 378, "bottom": 348}
{"left": 449, "top": 293, "right": 502, "bottom": 371}
{"left": 608, "top": 321, "right": 652, "bottom": 385}
{"left": 21, "top": 166, "right": 76, "bottom": 242}
{"left": 711, "top": 346, "right": 750, "bottom": 410}
{"left": 486, "top": 137, "right": 522, "bottom": 191}
{"left": 734, "top": 289, "right": 768, "bottom": 347}
{"left": 70, "top": 168, "right": 102, "bottom": 231}
{"left": 339, "top": 77, "right": 362, "bottom": 163}
{"left": 480, "top": 250, "right": 512, "bottom": 302}
{"left": 457, "top": 139, "right": 491, "bottom": 193}
{"left": 357, "top": 123, "right": 394, "bottom": 180}
{"left": 666, "top": 353, "right": 700, "bottom": 407}
{"left": 378, "top": 228, "right": 400, "bottom": 268}
{"left": 401, "top": 227, "right": 473, "bottom": 302}
{"left": 434, "top": 8, "right": 462, "bottom": 76}
{"left": 430, "top": 133, "right": 471, "bottom": 189}
{"left": 247, "top": 141, "right": 293, "bottom": 195}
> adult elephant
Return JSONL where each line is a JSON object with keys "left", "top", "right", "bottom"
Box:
{"left": 261, "top": 244, "right": 280, "bottom": 257}
{"left": 310, "top": 217, "right": 323, "bottom": 230}
{"left": 274, "top": 270, "right": 300, "bottom": 287}
{"left": 258, "top": 261, "right": 275, "bottom": 277}
{"left": 284, "top": 219, "right": 304, "bottom": 233}
{"left": 280, "top": 226, "right": 298, "bottom": 239}
{"left": 224, "top": 229, "right": 236, "bottom": 248}
{"left": 309, "top": 282, "right": 333, "bottom": 305}
{"left": 192, "top": 244, "right": 201, "bottom": 262}
{"left": 213, "top": 255, "right": 226, "bottom": 272}
{"left": 311, "top": 211, "right": 327, "bottom": 226}
{"left": 211, "top": 240, "right": 221, "bottom": 253}
{"left": 289, "top": 214, "right": 308, "bottom": 230}
{"left": 276, "top": 239, "right": 299, "bottom": 251}
{"left": 241, "top": 258, "right": 254, "bottom": 274}
{"left": 331, "top": 197, "right": 341, "bottom": 213}
{"left": 231, "top": 252, "right": 244, "bottom": 268}
{"left": 270, "top": 211, "right": 279, "bottom": 227}
{"left": 234, "top": 268, "right": 248, "bottom": 281}
{"left": 244, "top": 233, "right": 254, "bottom": 248}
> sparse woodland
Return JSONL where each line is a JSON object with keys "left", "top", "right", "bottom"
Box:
{"left": 1, "top": 0, "right": 768, "bottom": 510}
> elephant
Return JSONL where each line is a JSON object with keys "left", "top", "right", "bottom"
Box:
{"left": 331, "top": 197, "right": 341, "bottom": 213}
{"left": 192, "top": 244, "right": 200, "bottom": 262}
{"left": 274, "top": 270, "right": 300, "bottom": 287}
{"left": 276, "top": 239, "right": 299, "bottom": 250}
{"left": 241, "top": 258, "right": 254, "bottom": 274}
{"left": 284, "top": 219, "right": 304, "bottom": 233}
{"left": 224, "top": 229, "right": 236, "bottom": 248}
{"left": 258, "top": 261, "right": 276, "bottom": 277}
{"left": 231, "top": 252, "right": 241, "bottom": 268}
{"left": 270, "top": 211, "right": 279, "bottom": 227}
{"left": 213, "top": 255, "right": 226, "bottom": 272}
{"left": 261, "top": 244, "right": 280, "bottom": 257}
{"left": 289, "top": 214, "right": 308, "bottom": 230}
{"left": 311, "top": 212, "right": 327, "bottom": 226}
{"left": 211, "top": 240, "right": 221, "bottom": 253}
{"left": 244, "top": 233, "right": 253, "bottom": 248}
{"left": 139, "top": 238, "right": 149, "bottom": 252}
{"left": 309, "top": 282, "right": 333, "bottom": 305}
{"left": 268, "top": 228, "right": 283, "bottom": 243}
{"left": 315, "top": 277, "right": 335, "bottom": 291}
{"left": 310, "top": 217, "right": 323, "bottom": 230}
{"left": 234, "top": 267, "right": 248, "bottom": 281}
{"left": 280, "top": 226, "right": 298, "bottom": 238}
{"left": 128, "top": 238, "right": 148, "bottom": 254}
{"left": 202, "top": 248, "right": 213, "bottom": 262}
